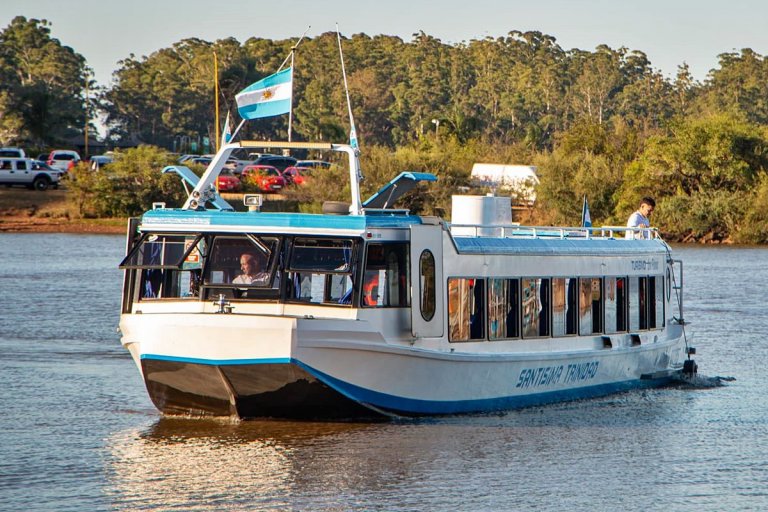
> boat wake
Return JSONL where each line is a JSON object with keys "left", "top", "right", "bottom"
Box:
{"left": 670, "top": 373, "right": 735, "bottom": 388}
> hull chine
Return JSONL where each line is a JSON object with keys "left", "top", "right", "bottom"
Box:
{"left": 140, "top": 357, "right": 385, "bottom": 420}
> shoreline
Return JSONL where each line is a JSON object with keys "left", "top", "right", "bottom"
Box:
{"left": 0, "top": 215, "right": 126, "bottom": 234}
{"left": 0, "top": 188, "right": 125, "bottom": 234}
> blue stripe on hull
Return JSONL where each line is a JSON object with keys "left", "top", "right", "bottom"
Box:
{"left": 141, "top": 354, "right": 291, "bottom": 365}
{"left": 140, "top": 354, "right": 675, "bottom": 417}
{"left": 294, "top": 360, "right": 674, "bottom": 415}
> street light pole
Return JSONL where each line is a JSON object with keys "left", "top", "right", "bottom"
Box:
{"left": 431, "top": 118, "right": 440, "bottom": 140}
{"left": 214, "top": 51, "right": 220, "bottom": 151}
{"left": 84, "top": 70, "right": 90, "bottom": 158}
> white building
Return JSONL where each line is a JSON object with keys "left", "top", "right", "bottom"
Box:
{"left": 470, "top": 163, "right": 539, "bottom": 205}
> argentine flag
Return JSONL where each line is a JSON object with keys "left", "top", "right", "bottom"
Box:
{"left": 236, "top": 67, "right": 292, "bottom": 120}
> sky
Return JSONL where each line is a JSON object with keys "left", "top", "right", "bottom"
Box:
{"left": 3, "top": 0, "right": 768, "bottom": 88}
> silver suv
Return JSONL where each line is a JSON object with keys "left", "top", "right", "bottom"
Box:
{"left": 0, "top": 147, "right": 26, "bottom": 158}
{"left": 47, "top": 149, "right": 81, "bottom": 172}
{"left": 0, "top": 157, "right": 61, "bottom": 190}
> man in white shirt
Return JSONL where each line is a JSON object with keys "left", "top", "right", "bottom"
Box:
{"left": 232, "top": 253, "right": 269, "bottom": 284}
{"left": 626, "top": 197, "right": 656, "bottom": 239}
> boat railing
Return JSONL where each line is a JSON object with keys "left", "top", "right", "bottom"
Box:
{"left": 448, "top": 223, "right": 661, "bottom": 240}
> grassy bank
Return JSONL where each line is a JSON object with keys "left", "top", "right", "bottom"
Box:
{"left": 0, "top": 188, "right": 296, "bottom": 233}
{"left": 0, "top": 188, "right": 126, "bottom": 233}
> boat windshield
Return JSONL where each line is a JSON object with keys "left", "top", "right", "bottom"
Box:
{"left": 289, "top": 238, "right": 353, "bottom": 273}
{"left": 204, "top": 235, "right": 281, "bottom": 288}
{"left": 119, "top": 233, "right": 204, "bottom": 269}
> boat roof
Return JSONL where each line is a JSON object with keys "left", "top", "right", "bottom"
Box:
{"left": 453, "top": 236, "right": 668, "bottom": 256}
{"left": 139, "top": 208, "right": 425, "bottom": 235}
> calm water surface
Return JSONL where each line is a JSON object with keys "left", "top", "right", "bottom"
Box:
{"left": 0, "top": 234, "right": 766, "bottom": 511}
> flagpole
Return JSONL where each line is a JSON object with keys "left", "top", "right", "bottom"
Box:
{"left": 278, "top": 26, "right": 310, "bottom": 72}
{"left": 288, "top": 50, "right": 294, "bottom": 143}
{"left": 230, "top": 119, "right": 246, "bottom": 142}
{"left": 214, "top": 50, "right": 220, "bottom": 151}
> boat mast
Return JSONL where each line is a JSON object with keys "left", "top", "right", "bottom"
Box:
{"left": 336, "top": 25, "right": 363, "bottom": 215}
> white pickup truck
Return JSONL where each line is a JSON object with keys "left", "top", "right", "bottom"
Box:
{"left": 0, "top": 157, "right": 61, "bottom": 191}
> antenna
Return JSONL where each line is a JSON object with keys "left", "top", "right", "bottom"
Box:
{"left": 336, "top": 24, "right": 359, "bottom": 152}
{"left": 280, "top": 26, "right": 310, "bottom": 144}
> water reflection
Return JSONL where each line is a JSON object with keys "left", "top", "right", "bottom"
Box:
{"left": 105, "top": 391, "right": 705, "bottom": 511}
{"left": 106, "top": 418, "right": 381, "bottom": 511}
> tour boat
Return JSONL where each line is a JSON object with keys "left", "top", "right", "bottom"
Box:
{"left": 118, "top": 140, "right": 696, "bottom": 419}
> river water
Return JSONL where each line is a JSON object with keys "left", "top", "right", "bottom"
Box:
{"left": 0, "top": 234, "right": 765, "bottom": 511}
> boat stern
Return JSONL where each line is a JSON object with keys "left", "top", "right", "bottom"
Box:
{"left": 119, "top": 312, "right": 375, "bottom": 419}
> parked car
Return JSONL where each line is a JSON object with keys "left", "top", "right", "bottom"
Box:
{"left": 47, "top": 150, "right": 81, "bottom": 172}
{"left": 296, "top": 159, "right": 331, "bottom": 169}
{"left": 89, "top": 154, "right": 113, "bottom": 171}
{"left": 281, "top": 166, "right": 312, "bottom": 186}
{"left": 0, "top": 157, "right": 60, "bottom": 190}
{"left": 252, "top": 155, "right": 297, "bottom": 172}
{"left": 0, "top": 147, "right": 26, "bottom": 158}
{"left": 31, "top": 160, "right": 63, "bottom": 176}
{"left": 241, "top": 164, "right": 286, "bottom": 193}
{"left": 189, "top": 156, "right": 212, "bottom": 167}
{"left": 188, "top": 156, "right": 238, "bottom": 172}
{"left": 216, "top": 171, "right": 242, "bottom": 192}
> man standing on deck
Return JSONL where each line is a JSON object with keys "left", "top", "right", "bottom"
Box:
{"left": 626, "top": 197, "right": 656, "bottom": 239}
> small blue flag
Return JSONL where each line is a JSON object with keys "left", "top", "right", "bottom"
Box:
{"left": 221, "top": 112, "right": 232, "bottom": 144}
{"left": 581, "top": 196, "right": 592, "bottom": 227}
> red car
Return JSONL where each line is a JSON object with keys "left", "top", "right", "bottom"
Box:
{"left": 282, "top": 166, "right": 312, "bottom": 186}
{"left": 241, "top": 164, "right": 286, "bottom": 192}
{"left": 216, "top": 172, "right": 241, "bottom": 192}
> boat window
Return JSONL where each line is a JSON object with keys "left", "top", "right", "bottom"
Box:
{"left": 579, "top": 278, "right": 603, "bottom": 335}
{"left": 522, "top": 278, "right": 550, "bottom": 338}
{"left": 448, "top": 278, "right": 486, "bottom": 342}
{"left": 649, "top": 275, "right": 664, "bottom": 329}
{"left": 629, "top": 277, "right": 649, "bottom": 330}
{"left": 604, "top": 277, "right": 628, "bottom": 334}
{"left": 488, "top": 278, "right": 520, "bottom": 340}
{"left": 361, "top": 243, "right": 409, "bottom": 308}
{"left": 655, "top": 275, "right": 665, "bottom": 328}
{"left": 122, "top": 234, "right": 205, "bottom": 301}
{"left": 419, "top": 250, "right": 436, "bottom": 321}
{"left": 290, "top": 238, "right": 353, "bottom": 273}
{"left": 140, "top": 268, "right": 201, "bottom": 300}
{"left": 552, "top": 278, "right": 578, "bottom": 336}
{"left": 119, "top": 233, "right": 205, "bottom": 269}
{"left": 286, "top": 272, "right": 353, "bottom": 304}
{"left": 284, "top": 237, "right": 357, "bottom": 306}
{"left": 204, "top": 236, "right": 280, "bottom": 288}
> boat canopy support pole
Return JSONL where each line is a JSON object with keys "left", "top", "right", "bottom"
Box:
{"left": 337, "top": 144, "right": 363, "bottom": 215}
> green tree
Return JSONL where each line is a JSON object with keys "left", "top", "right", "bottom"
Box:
{"left": 67, "top": 146, "right": 183, "bottom": 218}
{"left": 0, "top": 16, "right": 88, "bottom": 146}
{"left": 616, "top": 113, "right": 768, "bottom": 240}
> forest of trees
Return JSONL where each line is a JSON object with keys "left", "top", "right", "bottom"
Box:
{"left": 4, "top": 15, "right": 768, "bottom": 242}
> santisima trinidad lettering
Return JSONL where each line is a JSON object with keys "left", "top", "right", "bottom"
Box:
{"left": 515, "top": 361, "right": 600, "bottom": 389}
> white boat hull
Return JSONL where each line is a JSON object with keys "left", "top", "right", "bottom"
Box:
{"left": 121, "top": 313, "right": 687, "bottom": 418}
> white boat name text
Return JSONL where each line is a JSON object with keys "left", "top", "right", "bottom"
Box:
{"left": 515, "top": 361, "right": 600, "bottom": 389}
{"left": 631, "top": 259, "right": 659, "bottom": 271}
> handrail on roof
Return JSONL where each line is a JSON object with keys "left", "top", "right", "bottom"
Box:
{"left": 239, "top": 140, "right": 334, "bottom": 150}
{"left": 448, "top": 223, "right": 661, "bottom": 240}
